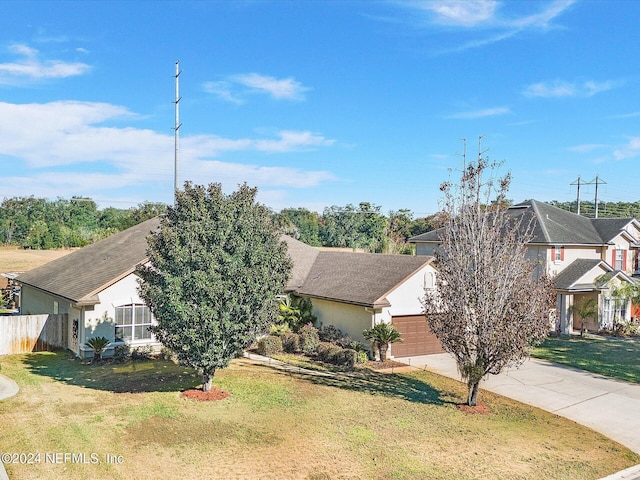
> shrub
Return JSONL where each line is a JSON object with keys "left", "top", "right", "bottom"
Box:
{"left": 281, "top": 332, "right": 301, "bottom": 353}
{"left": 257, "top": 336, "right": 283, "bottom": 356}
{"left": 113, "top": 344, "right": 131, "bottom": 362}
{"left": 131, "top": 345, "right": 154, "bottom": 360}
{"left": 299, "top": 323, "right": 320, "bottom": 354}
{"left": 316, "top": 342, "right": 341, "bottom": 362}
{"left": 337, "top": 349, "right": 357, "bottom": 368}
{"left": 85, "top": 336, "right": 110, "bottom": 361}
{"left": 270, "top": 323, "right": 291, "bottom": 336}
{"left": 352, "top": 349, "right": 368, "bottom": 364}
{"left": 318, "top": 324, "right": 343, "bottom": 343}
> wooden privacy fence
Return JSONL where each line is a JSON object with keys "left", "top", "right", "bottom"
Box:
{"left": 0, "top": 314, "right": 67, "bottom": 355}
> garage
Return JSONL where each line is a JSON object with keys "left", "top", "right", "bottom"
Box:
{"left": 391, "top": 315, "right": 444, "bottom": 357}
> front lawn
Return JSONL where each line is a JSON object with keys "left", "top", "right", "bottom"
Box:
{"left": 0, "top": 351, "right": 638, "bottom": 480}
{"left": 532, "top": 334, "right": 640, "bottom": 383}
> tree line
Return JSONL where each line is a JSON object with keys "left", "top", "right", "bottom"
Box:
{"left": 3, "top": 194, "right": 638, "bottom": 251}
{"left": 0, "top": 196, "right": 166, "bottom": 249}
{"left": 271, "top": 203, "right": 448, "bottom": 254}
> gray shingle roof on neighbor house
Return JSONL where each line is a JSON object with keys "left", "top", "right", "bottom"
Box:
{"left": 17, "top": 218, "right": 431, "bottom": 309}
{"left": 17, "top": 217, "right": 161, "bottom": 304}
{"left": 409, "top": 199, "right": 637, "bottom": 246}
{"left": 553, "top": 258, "right": 607, "bottom": 291}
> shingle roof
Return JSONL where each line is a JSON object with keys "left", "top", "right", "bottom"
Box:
{"left": 591, "top": 218, "right": 636, "bottom": 243}
{"left": 409, "top": 199, "right": 636, "bottom": 247}
{"left": 281, "top": 235, "right": 320, "bottom": 291}
{"left": 296, "top": 251, "right": 432, "bottom": 307}
{"left": 18, "top": 218, "right": 429, "bottom": 309}
{"left": 17, "top": 217, "right": 161, "bottom": 304}
{"left": 553, "top": 259, "right": 606, "bottom": 291}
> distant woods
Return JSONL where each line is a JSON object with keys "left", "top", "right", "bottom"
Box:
{"left": 0, "top": 196, "right": 167, "bottom": 249}
{"left": 2, "top": 195, "right": 638, "bottom": 251}
{"left": 271, "top": 204, "right": 448, "bottom": 254}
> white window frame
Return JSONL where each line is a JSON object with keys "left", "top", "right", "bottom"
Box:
{"left": 115, "top": 304, "right": 154, "bottom": 343}
{"left": 615, "top": 248, "right": 624, "bottom": 270}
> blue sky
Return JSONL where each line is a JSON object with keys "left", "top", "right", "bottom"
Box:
{"left": 1, "top": 0, "right": 638, "bottom": 216}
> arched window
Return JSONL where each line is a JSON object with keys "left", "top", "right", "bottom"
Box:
{"left": 424, "top": 271, "right": 435, "bottom": 290}
{"left": 115, "top": 304, "right": 153, "bottom": 342}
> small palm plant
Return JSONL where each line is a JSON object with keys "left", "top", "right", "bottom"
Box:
{"left": 85, "top": 336, "right": 110, "bottom": 361}
{"left": 570, "top": 298, "right": 598, "bottom": 336}
{"left": 363, "top": 323, "right": 403, "bottom": 362}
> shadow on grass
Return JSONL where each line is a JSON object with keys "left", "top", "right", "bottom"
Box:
{"left": 533, "top": 334, "right": 640, "bottom": 384}
{"left": 22, "top": 350, "right": 201, "bottom": 393}
{"left": 249, "top": 361, "right": 455, "bottom": 406}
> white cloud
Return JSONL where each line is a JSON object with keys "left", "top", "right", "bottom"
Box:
{"left": 0, "top": 100, "right": 335, "bottom": 202}
{"left": 404, "top": 0, "right": 576, "bottom": 52}
{"left": 613, "top": 137, "right": 640, "bottom": 160}
{"left": 232, "top": 73, "right": 309, "bottom": 100}
{"left": 567, "top": 143, "right": 607, "bottom": 153}
{"left": 202, "top": 81, "right": 244, "bottom": 104}
{"left": 203, "top": 73, "right": 309, "bottom": 102}
{"left": 0, "top": 44, "right": 91, "bottom": 85}
{"left": 446, "top": 106, "right": 510, "bottom": 119}
{"left": 523, "top": 79, "right": 620, "bottom": 98}
{"left": 523, "top": 80, "right": 575, "bottom": 97}
{"left": 421, "top": 0, "right": 498, "bottom": 27}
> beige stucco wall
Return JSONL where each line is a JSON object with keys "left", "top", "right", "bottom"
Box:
{"left": 311, "top": 298, "right": 374, "bottom": 345}
{"left": 605, "top": 232, "right": 638, "bottom": 276}
{"left": 545, "top": 245, "right": 601, "bottom": 277}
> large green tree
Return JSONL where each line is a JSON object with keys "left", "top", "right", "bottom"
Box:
{"left": 137, "top": 182, "right": 291, "bottom": 392}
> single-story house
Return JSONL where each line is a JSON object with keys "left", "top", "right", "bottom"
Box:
{"left": 284, "top": 237, "right": 443, "bottom": 357}
{"left": 17, "top": 219, "right": 440, "bottom": 359}
{"left": 18, "top": 218, "right": 162, "bottom": 359}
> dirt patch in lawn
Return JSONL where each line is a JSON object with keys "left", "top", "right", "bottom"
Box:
{"left": 182, "top": 387, "right": 230, "bottom": 401}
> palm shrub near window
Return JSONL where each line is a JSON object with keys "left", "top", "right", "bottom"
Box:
{"left": 362, "top": 323, "right": 403, "bottom": 362}
{"left": 85, "top": 336, "right": 110, "bottom": 361}
{"left": 278, "top": 295, "right": 316, "bottom": 333}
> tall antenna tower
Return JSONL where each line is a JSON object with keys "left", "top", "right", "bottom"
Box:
{"left": 173, "top": 61, "right": 182, "bottom": 202}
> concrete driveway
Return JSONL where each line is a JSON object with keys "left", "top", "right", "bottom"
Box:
{"left": 398, "top": 353, "right": 640, "bottom": 455}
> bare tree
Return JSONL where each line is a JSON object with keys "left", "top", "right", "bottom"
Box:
{"left": 422, "top": 155, "right": 555, "bottom": 406}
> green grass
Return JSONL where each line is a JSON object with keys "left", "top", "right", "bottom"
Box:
{"left": 532, "top": 334, "right": 640, "bottom": 383}
{"left": 0, "top": 350, "right": 638, "bottom": 480}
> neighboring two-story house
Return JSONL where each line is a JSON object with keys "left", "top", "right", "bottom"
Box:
{"left": 409, "top": 200, "right": 640, "bottom": 334}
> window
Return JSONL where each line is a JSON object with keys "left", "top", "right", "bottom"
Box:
{"left": 615, "top": 248, "right": 625, "bottom": 270}
{"left": 424, "top": 272, "right": 435, "bottom": 290}
{"left": 115, "top": 304, "right": 153, "bottom": 342}
{"left": 552, "top": 246, "right": 564, "bottom": 262}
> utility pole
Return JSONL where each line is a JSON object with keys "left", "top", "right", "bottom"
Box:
{"left": 570, "top": 176, "right": 583, "bottom": 215}
{"left": 173, "top": 61, "right": 182, "bottom": 203}
{"left": 591, "top": 175, "right": 606, "bottom": 218}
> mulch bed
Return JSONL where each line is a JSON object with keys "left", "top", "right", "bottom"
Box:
{"left": 457, "top": 403, "right": 490, "bottom": 414}
{"left": 362, "top": 359, "right": 408, "bottom": 370}
{"left": 182, "top": 387, "right": 230, "bottom": 401}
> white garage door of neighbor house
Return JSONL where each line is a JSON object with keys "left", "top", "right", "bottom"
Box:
{"left": 391, "top": 315, "right": 444, "bottom": 358}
